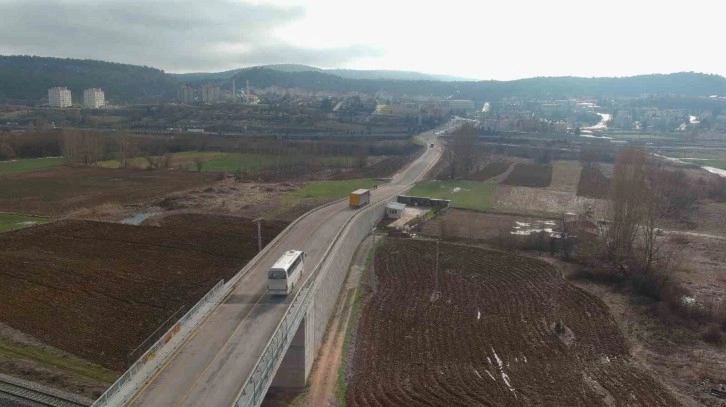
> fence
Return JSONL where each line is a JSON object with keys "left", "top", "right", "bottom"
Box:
{"left": 92, "top": 280, "right": 225, "bottom": 407}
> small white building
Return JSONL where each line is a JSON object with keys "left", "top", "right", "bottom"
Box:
{"left": 83, "top": 88, "right": 105, "bottom": 108}
{"left": 385, "top": 202, "right": 406, "bottom": 219}
{"left": 48, "top": 87, "right": 72, "bottom": 108}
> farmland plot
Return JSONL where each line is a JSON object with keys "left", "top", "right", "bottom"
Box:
{"left": 0, "top": 214, "right": 286, "bottom": 372}
{"left": 347, "top": 239, "right": 679, "bottom": 406}
{"left": 494, "top": 185, "right": 608, "bottom": 218}
{"left": 502, "top": 163, "right": 552, "bottom": 187}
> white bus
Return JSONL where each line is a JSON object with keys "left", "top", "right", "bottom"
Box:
{"left": 268, "top": 250, "right": 305, "bottom": 295}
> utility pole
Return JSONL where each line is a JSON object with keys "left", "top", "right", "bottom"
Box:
{"left": 252, "top": 218, "right": 263, "bottom": 252}
{"left": 430, "top": 239, "right": 441, "bottom": 303}
{"left": 371, "top": 224, "right": 377, "bottom": 294}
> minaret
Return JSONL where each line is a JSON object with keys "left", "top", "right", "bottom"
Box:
{"left": 232, "top": 79, "right": 236, "bottom": 102}
{"left": 246, "top": 80, "right": 250, "bottom": 104}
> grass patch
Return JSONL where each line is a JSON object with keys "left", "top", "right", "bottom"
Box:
{"left": 0, "top": 214, "right": 49, "bottom": 233}
{"left": 0, "top": 157, "right": 64, "bottom": 174}
{"left": 0, "top": 339, "right": 117, "bottom": 383}
{"left": 684, "top": 159, "right": 726, "bottom": 170}
{"left": 286, "top": 179, "right": 381, "bottom": 201}
{"left": 609, "top": 133, "right": 676, "bottom": 140}
{"left": 99, "top": 151, "right": 226, "bottom": 169}
{"left": 408, "top": 180, "right": 496, "bottom": 211}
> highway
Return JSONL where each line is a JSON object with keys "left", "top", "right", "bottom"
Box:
{"left": 127, "top": 124, "right": 450, "bottom": 407}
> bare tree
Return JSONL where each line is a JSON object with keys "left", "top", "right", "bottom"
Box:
{"left": 355, "top": 142, "right": 368, "bottom": 168}
{"left": 118, "top": 129, "right": 131, "bottom": 168}
{"left": 445, "top": 123, "right": 478, "bottom": 179}
{"left": 61, "top": 130, "right": 104, "bottom": 166}
{"left": 606, "top": 146, "right": 647, "bottom": 265}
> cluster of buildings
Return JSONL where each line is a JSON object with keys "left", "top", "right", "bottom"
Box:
{"left": 178, "top": 80, "right": 259, "bottom": 105}
{"left": 47, "top": 87, "right": 105, "bottom": 108}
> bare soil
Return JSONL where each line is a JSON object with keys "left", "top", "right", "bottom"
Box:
{"left": 548, "top": 160, "right": 582, "bottom": 193}
{"left": 419, "top": 209, "right": 558, "bottom": 242}
{"left": 570, "top": 279, "right": 726, "bottom": 407}
{"left": 0, "top": 166, "right": 217, "bottom": 216}
{"left": 494, "top": 185, "right": 608, "bottom": 218}
{"left": 577, "top": 165, "right": 611, "bottom": 199}
{"left": 501, "top": 163, "right": 553, "bottom": 187}
{"left": 0, "top": 214, "right": 287, "bottom": 375}
{"left": 346, "top": 238, "right": 680, "bottom": 406}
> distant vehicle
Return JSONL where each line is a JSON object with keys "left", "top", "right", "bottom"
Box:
{"left": 268, "top": 250, "right": 305, "bottom": 295}
{"left": 349, "top": 189, "right": 371, "bottom": 208}
{"left": 429, "top": 143, "right": 434, "bottom": 148}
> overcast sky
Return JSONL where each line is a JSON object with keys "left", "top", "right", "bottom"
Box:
{"left": 0, "top": 0, "right": 722, "bottom": 80}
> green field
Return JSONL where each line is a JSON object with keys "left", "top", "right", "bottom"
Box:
{"left": 199, "top": 153, "right": 287, "bottom": 172}
{"left": 0, "top": 214, "right": 49, "bottom": 233}
{"left": 0, "top": 157, "right": 64, "bottom": 174}
{"left": 608, "top": 133, "right": 676, "bottom": 141}
{"left": 684, "top": 159, "right": 726, "bottom": 169}
{"left": 286, "top": 179, "right": 382, "bottom": 200}
{"left": 408, "top": 180, "right": 496, "bottom": 211}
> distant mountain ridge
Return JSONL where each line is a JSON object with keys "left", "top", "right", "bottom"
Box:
{"left": 173, "top": 64, "right": 474, "bottom": 82}
{"left": 1, "top": 55, "right": 726, "bottom": 105}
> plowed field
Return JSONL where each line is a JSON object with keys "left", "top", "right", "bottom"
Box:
{"left": 502, "top": 163, "right": 552, "bottom": 187}
{"left": 0, "top": 214, "right": 286, "bottom": 372}
{"left": 347, "top": 239, "right": 680, "bottom": 406}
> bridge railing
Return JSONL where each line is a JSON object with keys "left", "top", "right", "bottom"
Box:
{"left": 92, "top": 280, "right": 225, "bottom": 407}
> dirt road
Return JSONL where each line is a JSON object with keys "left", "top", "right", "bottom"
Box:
{"left": 305, "top": 235, "right": 374, "bottom": 407}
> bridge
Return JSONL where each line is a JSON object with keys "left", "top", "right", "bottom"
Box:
{"left": 93, "top": 122, "right": 455, "bottom": 407}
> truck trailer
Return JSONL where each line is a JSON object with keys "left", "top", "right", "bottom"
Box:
{"left": 349, "top": 189, "right": 371, "bottom": 208}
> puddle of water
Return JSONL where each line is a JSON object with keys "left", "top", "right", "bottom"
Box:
{"left": 121, "top": 213, "right": 158, "bottom": 225}
{"left": 452, "top": 187, "right": 462, "bottom": 192}
{"left": 17, "top": 221, "right": 38, "bottom": 226}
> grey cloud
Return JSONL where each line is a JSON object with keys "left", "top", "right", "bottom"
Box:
{"left": 0, "top": 0, "right": 380, "bottom": 71}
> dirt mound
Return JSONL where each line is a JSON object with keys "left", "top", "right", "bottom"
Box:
{"left": 0, "top": 214, "right": 287, "bottom": 372}
{"left": 502, "top": 163, "right": 553, "bottom": 187}
{"left": 346, "top": 239, "right": 680, "bottom": 406}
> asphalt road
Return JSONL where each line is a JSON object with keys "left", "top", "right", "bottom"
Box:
{"left": 127, "top": 123, "right": 452, "bottom": 407}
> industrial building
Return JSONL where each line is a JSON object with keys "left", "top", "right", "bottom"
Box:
{"left": 83, "top": 88, "right": 105, "bottom": 108}
{"left": 48, "top": 87, "right": 72, "bottom": 108}
{"left": 200, "top": 83, "right": 221, "bottom": 104}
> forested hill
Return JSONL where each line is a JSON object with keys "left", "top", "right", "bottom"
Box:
{"left": 232, "top": 68, "right": 726, "bottom": 100}
{"left": 2, "top": 55, "right": 726, "bottom": 105}
{"left": 0, "top": 55, "right": 177, "bottom": 104}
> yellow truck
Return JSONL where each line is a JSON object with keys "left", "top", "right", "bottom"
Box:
{"left": 349, "top": 189, "right": 371, "bottom": 208}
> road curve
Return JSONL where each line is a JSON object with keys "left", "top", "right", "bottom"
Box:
{"left": 127, "top": 125, "right": 449, "bottom": 407}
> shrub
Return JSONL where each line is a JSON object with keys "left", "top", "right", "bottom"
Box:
{"left": 701, "top": 323, "right": 724, "bottom": 346}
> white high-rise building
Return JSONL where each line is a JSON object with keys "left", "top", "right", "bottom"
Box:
{"left": 48, "top": 87, "right": 72, "bottom": 108}
{"left": 83, "top": 88, "right": 105, "bottom": 108}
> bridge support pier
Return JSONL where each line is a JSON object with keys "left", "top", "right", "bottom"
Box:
{"left": 270, "top": 303, "right": 315, "bottom": 388}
